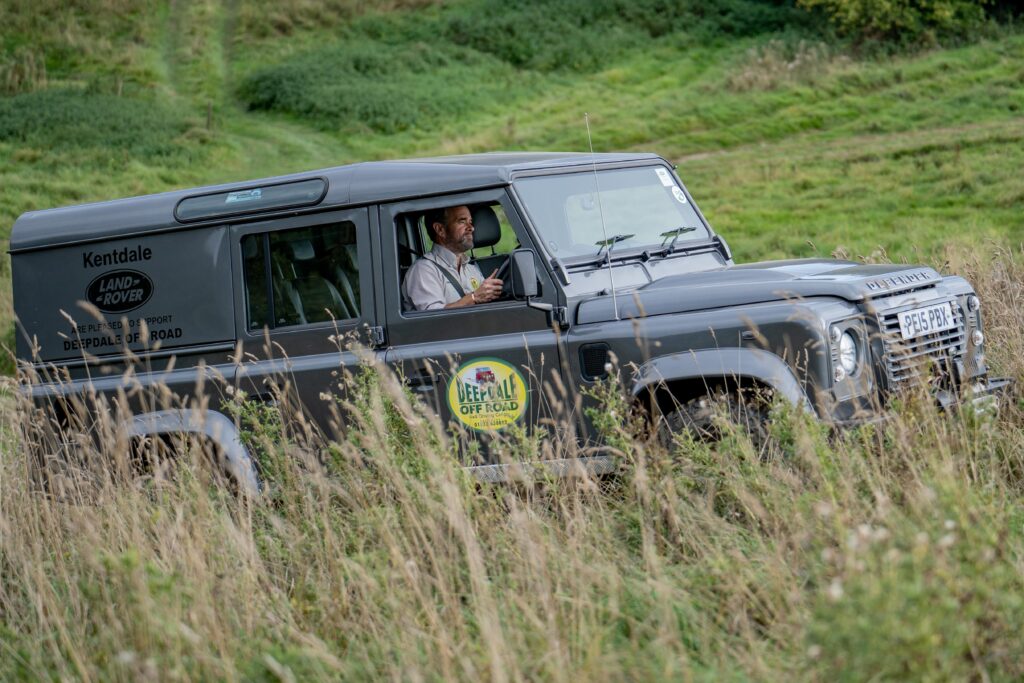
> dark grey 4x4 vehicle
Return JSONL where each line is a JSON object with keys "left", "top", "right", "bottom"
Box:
{"left": 11, "top": 152, "right": 1010, "bottom": 490}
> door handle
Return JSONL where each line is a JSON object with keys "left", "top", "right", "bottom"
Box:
{"left": 407, "top": 368, "right": 437, "bottom": 393}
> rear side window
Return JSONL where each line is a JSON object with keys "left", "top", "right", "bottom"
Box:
{"left": 241, "top": 221, "right": 360, "bottom": 330}
{"left": 176, "top": 178, "right": 326, "bottom": 222}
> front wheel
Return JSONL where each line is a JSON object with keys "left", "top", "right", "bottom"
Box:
{"left": 658, "top": 389, "right": 773, "bottom": 458}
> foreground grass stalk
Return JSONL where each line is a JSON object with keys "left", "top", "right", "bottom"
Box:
{"left": 2, "top": 249, "right": 1024, "bottom": 680}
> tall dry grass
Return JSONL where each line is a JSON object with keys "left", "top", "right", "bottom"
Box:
{"left": 726, "top": 39, "right": 852, "bottom": 92}
{"left": 2, "top": 246, "right": 1024, "bottom": 681}
{"left": 0, "top": 48, "right": 47, "bottom": 96}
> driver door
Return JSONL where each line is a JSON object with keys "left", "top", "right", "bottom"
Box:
{"left": 380, "top": 188, "right": 569, "bottom": 464}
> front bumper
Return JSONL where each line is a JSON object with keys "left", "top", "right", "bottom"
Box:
{"left": 952, "top": 376, "right": 1014, "bottom": 415}
{"left": 829, "top": 375, "right": 1014, "bottom": 428}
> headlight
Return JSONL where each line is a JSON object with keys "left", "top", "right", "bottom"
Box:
{"left": 967, "top": 295, "right": 980, "bottom": 312}
{"left": 839, "top": 332, "right": 859, "bottom": 376}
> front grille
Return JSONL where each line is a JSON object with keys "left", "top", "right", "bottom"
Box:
{"left": 877, "top": 299, "right": 966, "bottom": 385}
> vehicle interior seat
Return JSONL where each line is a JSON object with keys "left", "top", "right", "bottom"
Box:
{"left": 242, "top": 236, "right": 271, "bottom": 329}
{"left": 396, "top": 213, "right": 422, "bottom": 285}
{"left": 469, "top": 204, "right": 505, "bottom": 276}
{"left": 331, "top": 243, "right": 361, "bottom": 319}
{"left": 287, "top": 239, "right": 350, "bottom": 322}
{"left": 270, "top": 250, "right": 306, "bottom": 326}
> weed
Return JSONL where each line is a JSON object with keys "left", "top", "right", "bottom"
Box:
{"left": 0, "top": 47, "right": 47, "bottom": 95}
{"left": 726, "top": 39, "right": 852, "bottom": 91}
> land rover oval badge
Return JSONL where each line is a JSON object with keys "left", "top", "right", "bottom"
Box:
{"left": 447, "top": 358, "right": 528, "bottom": 432}
{"left": 86, "top": 269, "right": 154, "bottom": 313}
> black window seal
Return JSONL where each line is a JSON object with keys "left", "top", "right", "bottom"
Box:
{"left": 261, "top": 233, "right": 274, "bottom": 330}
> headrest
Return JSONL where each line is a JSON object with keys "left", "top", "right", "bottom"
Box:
{"left": 289, "top": 239, "right": 315, "bottom": 261}
{"left": 242, "top": 237, "right": 259, "bottom": 259}
{"left": 471, "top": 205, "right": 501, "bottom": 249}
{"left": 332, "top": 243, "right": 358, "bottom": 268}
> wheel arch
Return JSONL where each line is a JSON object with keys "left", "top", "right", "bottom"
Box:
{"left": 122, "top": 409, "right": 261, "bottom": 495}
{"left": 631, "top": 347, "right": 813, "bottom": 417}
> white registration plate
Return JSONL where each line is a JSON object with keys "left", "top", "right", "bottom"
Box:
{"left": 897, "top": 302, "right": 956, "bottom": 340}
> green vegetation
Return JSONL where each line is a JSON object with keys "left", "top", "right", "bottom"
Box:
{"left": 2, "top": 1, "right": 1024, "bottom": 679}
{"left": 0, "top": 1, "right": 1020, "bottom": 272}
{"left": 234, "top": 0, "right": 810, "bottom": 133}
{"left": 0, "top": 89, "right": 189, "bottom": 156}
{"left": 798, "top": 0, "right": 996, "bottom": 42}
{"left": 3, "top": 247, "right": 1024, "bottom": 681}
{"left": 238, "top": 39, "right": 532, "bottom": 134}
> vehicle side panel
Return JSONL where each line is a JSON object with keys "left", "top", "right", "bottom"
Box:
{"left": 13, "top": 228, "right": 235, "bottom": 364}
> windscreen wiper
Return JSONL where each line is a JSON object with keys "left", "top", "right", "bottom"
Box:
{"left": 594, "top": 233, "right": 635, "bottom": 262}
{"left": 659, "top": 226, "right": 699, "bottom": 254}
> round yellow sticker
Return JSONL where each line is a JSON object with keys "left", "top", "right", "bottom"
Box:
{"left": 447, "top": 358, "right": 528, "bottom": 432}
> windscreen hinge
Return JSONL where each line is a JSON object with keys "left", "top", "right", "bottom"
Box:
{"left": 554, "top": 306, "right": 568, "bottom": 327}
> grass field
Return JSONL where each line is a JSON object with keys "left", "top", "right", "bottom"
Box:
{"left": 3, "top": 246, "right": 1024, "bottom": 681}
{"left": 2, "top": 1, "right": 1024, "bottom": 680}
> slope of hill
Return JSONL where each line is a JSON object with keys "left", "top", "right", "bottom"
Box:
{"left": 1, "top": 0, "right": 1020, "bottom": 358}
{"left": 3, "top": 2, "right": 1020, "bottom": 246}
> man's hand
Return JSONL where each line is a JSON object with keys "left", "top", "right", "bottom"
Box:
{"left": 473, "top": 268, "right": 504, "bottom": 304}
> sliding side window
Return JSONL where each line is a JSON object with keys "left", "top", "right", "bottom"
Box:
{"left": 242, "top": 222, "right": 360, "bottom": 330}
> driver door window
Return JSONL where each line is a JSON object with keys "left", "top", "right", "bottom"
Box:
{"left": 397, "top": 202, "right": 518, "bottom": 313}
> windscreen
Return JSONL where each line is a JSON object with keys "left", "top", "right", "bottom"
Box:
{"left": 514, "top": 166, "right": 710, "bottom": 260}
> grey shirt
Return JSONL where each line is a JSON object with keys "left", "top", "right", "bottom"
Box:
{"left": 402, "top": 244, "right": 485, "bottom": 311}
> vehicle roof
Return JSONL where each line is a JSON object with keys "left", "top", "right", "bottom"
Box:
{"left": 10, "top": 151, "right": 662, "bottom": 253}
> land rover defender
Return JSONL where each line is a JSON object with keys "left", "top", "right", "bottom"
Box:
{"left": 11, "top": 152, "right": 1010, "bottom": 490}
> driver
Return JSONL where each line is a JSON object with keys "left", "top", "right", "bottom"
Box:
{"left": 402, "top": 205, "right": 504, "bottom": 311}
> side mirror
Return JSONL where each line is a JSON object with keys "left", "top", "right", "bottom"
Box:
{"left": 510, "top": 249, "right": 539, "bottom": 299}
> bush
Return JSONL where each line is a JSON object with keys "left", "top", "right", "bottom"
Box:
{"left": 441, "top": 0, "right": 810, "bottom": 72}
{"left": 442, "top": 0, "right": 646, "bottom": 73}
{"left": 235, "top": 0, "right": 813, "bottom": 131}
{"left": 237, "top": 39, "right": 525, "bottom": 133}
{"left": 798, "top": 0, "right": 991, "bottom": 42}
{"left": 0, "top": 89, "right": 190, "bottom": 158}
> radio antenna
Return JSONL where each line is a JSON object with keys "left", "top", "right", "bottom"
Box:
{"left": 586, "top": 113, "right": 620, "bottom": 321}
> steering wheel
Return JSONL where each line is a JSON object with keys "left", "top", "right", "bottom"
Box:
{"left": 494, "top": 255, "right": 511, "bottom": 281}
{"left": 491, "top": 255, "right": 513, "bottom": 298}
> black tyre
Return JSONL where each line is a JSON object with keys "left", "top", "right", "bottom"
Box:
{"left": 658, "top": 389, "right": 773, "bottom": 458}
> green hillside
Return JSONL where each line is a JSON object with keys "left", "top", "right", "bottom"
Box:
{"left": 1, "top": 3, "right": 1021, "bottom": 353}
{"left": 3, "top": 2, "right": 1022, "bottom": 252}
{"left": 0, "top": 1, "right": 1019, "bottom": 347}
